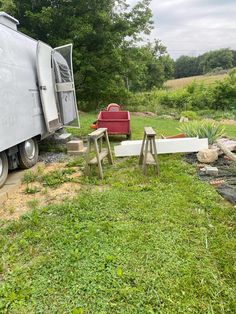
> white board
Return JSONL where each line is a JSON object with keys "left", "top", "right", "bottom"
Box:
{"left": 36, "top": 41, "right": 61, "bottom": 132}
{"left": 114, "top": 138, "right": 209, "bottom": 157}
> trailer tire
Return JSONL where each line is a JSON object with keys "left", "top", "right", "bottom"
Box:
{"left": 18, "top": 138, "right": 39, "bottom": 169}
{"left": 0, "top": 151, "right": 9, "bottom": 188}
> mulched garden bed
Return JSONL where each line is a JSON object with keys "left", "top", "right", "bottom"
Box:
{"left": 184, "top": 153, "right": 236, "bottom": 205}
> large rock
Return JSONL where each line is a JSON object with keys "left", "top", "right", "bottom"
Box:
{"left": 179, "top": 116, "right": 189, "bottom": 123}
{"left": 197, "top": 148, "right": 218, "bottom": 163}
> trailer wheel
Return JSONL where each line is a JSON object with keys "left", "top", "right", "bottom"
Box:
{"left": 0, "top": 151, "right": 9, "bottom": 188}
{"left": 18, "top": 138, "right": 39, "bottom": 169}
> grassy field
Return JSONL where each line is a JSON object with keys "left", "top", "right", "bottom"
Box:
{"left": 164, "top": 73, "right": 227, "bottom": 91}
{"left": 0, "top": 114, "right": 235, "bottom": 313}
{"left": 73, "top": 113, "right": 236, "bottom": 140}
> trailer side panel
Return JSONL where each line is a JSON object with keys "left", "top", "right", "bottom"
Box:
{"left": 0, "top": 24, "right": 47, "bottom": 152}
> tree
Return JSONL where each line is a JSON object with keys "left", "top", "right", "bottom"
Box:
{"left": 0, "top": 0, "right": 15, "bottom": 14}
{"left": 199, "top": 49, "right": 233, "bottom": 74}
{"left": 122, "top": 41, "right": 174, "bottom": 92}
{"left": 174, "top": 55, "right": 201, "bottom": 78}
{"left": 11, "top": 0, "right": 154, "bottom": 109}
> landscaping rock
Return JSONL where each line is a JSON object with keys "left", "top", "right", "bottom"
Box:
{"left": 159, "top": 115, "right": 174, "bottom": 120}
{"left": 67, "top": 140, "right": 87, "bottom": 156}
{"left": 204, "top": 166, "right": 219, "bottom": 176}
{"left": 184, "top": 153, "right": 236, "bottom": 204}
{"left": 197, "top": 149, "right": 218, "bottom": 163}
{"left": 179, "top": 116, "right": 189, "bottom": 123}
{"left": 67, "top": 140, "right": 84, "bottom": 152}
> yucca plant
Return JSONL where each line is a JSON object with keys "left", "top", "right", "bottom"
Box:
{"left": 179, "top": 121, "right": 225, "bottom": 145}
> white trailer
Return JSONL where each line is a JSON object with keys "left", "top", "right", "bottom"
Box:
{"left": 0, "top": 12, "right": 79, "bottom": 187}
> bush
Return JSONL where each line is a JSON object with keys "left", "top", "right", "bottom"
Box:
{"left": 212, "top": 68, "right": 236, "bottom": 111}
{"left": 179, "top": 121, "right": 225, "bottom": 145}
{"left": 181, "top": 111, "right": 199, "bottom": 120}
{"left": 125, "top": 71, "right": 236, "bottom": 113}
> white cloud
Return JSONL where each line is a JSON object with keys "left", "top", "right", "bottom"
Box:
{"left": 127, "top": 0, "right": 236, "bottom": 59}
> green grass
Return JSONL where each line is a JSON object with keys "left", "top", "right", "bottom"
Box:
{"left": 68, "top": 113, "right": 235, "bottom": 140}
{"left": 0, "top": 114, "right": 235, "bottom": 313}
{"left": 224, "top": 125, "right": 236, "bottom": 139}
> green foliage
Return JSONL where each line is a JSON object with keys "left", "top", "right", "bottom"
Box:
{"left": 24, "top": 186, "right": 40, "bottom": 195}
{"left": 0, "top": 0, "right": 15, "bottom": 14}
{"left": 0, "top": 114, "right": 235, "bottom": 312}
{"left": 200, "top": 49, "right": 234, "bottom": 74}
{"left": 174, "top": 55, "right": 201, "bottom": 78}
{"left": 127, "top": 72, "right": 236, "bottom": 112}
{"left": 212, "top": 68, "right": 236, "bottom": 110}
{"left": 9, "top": 0, "right": 174, "bottom": 110}
{"left": 26, "top": 199, "right": 40, "bottom": 210}
{"left": 22, "top": 170, "right": 37, "bottom": 184}
{"left": 181, "top": 111, "right": 199, "bottom": 120}
{"left": 174, "top": 49, "right": 235, "bottom": 79}
{"left": 179, "top": 121, "right": 225, "bottom": 145}
{"left": 121, "top": 40, "right": 174, "bottom": 93}
{"left": 0, "top": 151, "right": 235, "bottom": 312}
{"left": 40, "top": 168, "right": 76, "bottom": 188}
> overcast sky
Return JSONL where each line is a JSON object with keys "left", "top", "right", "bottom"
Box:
{"left": 127, "top": 0, "right": 236, "bottom": 59}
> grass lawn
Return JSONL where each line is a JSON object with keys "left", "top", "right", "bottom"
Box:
{"left": 0, "top": 114, "right": 235, "bottom": 313}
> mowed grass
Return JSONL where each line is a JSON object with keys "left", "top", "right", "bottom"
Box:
{"left": 0, "top": 114, "right": 235, "bottom": 313}
{"left": 164, "top": 74, "right": 227, "bottom": 91}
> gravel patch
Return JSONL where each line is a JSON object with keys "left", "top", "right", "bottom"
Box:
{"left": 38, "top": 152, "right": 68, "bottom": 164}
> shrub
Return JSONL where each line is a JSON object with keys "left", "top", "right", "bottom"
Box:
{"left": 181, "top": 111, "right": 199, "bottom": 120}
{"left": 179, "top": 121, "right": 225, "bottom": 144}
{"left": 125, "top": 71, "right": 236, "bottom": 113}
{"left": 212, "top": 68, "right": 236, "bottom": 111}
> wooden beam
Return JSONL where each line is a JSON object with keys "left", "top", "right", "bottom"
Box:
{"left": 216, "top": 140, "right": 236, "bottom": 162}
{"left": 114, "top": 138, "right": 208, "bottom": 157}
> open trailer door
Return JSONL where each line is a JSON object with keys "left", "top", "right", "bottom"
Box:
{"left": 53, "top": 44, "right": 80, "bottom": 127}
{"left": 36, "top": 41, "right": 62, "bottom": 133}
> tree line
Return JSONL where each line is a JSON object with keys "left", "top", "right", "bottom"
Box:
{"left": 174, "top": 49, "right": 236, "bottom": 79}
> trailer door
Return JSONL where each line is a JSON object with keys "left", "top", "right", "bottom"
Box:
{"left": 36, "top": 41, "right": 62, "bottom": 132}
{"left": 53, "top": 44, "right": 80, "bottom": 127}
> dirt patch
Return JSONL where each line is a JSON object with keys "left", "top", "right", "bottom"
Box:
{"left": 220, "top": 119, "right": 236, "bottom": 125}
{"left": 0, "top": 162, "right": 82, "bottom": 220}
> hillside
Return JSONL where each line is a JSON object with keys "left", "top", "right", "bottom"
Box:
{"left": 164, "top": 73, "right": 227, "bottom": 90}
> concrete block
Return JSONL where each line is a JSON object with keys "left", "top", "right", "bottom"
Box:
{"left": 204, "top": 166, "right": 218, "bottom": 176}
{"left": 68, "top": 147, "right": 87, "bottom": 156}
{"left": 67, "top": 140, "right": 84, "bottom": 152}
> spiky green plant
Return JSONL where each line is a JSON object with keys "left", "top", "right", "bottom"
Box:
{"left": 179, "top": 121, "right": 225, "bottom": 145}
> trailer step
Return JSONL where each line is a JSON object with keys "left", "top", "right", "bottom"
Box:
{"left": 55, "top": 133, "right": 72, "bottom": 143}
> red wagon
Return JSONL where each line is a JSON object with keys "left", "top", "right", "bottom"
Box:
{"left": 96, "top": 104, "right": 131, "bottom": 139}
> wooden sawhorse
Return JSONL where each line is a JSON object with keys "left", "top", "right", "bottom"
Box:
{"left": 85, "top": 128, "right": 113, "bottom": 179}
{"left": 139, "top": 127, "right": 160, "bottom": 175}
